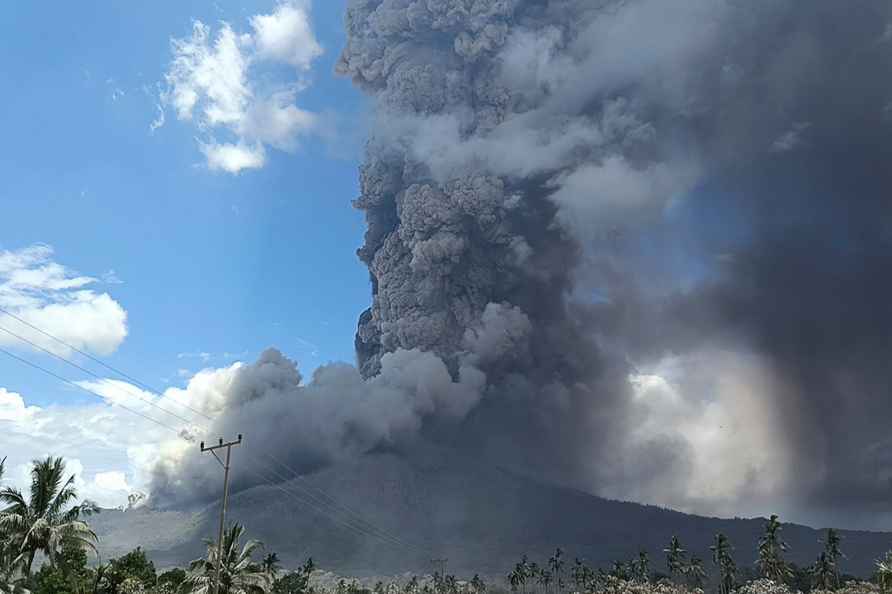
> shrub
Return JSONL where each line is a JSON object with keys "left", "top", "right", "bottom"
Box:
{"left": 735, "top": 578, "right": 799, "bottom": 594}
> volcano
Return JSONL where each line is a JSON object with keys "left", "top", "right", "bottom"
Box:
{"left": 92, "top": 445, "right": 892, "bottom": 578}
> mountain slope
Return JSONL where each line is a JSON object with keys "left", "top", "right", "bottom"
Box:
{"left": 91, "top": 448, "right": 892, "bottom": 577}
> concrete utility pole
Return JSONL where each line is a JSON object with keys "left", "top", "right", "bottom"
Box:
{"left": 201, "top": 434, "right": 242, "bottom": 594}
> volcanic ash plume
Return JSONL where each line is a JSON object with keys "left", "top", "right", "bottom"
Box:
{"left": 331, "top": 0, "right": 761, "bottom": 505}
{"left": 333, "top": 0, "right": 892, "bottom": 524}
{"left": 149, "top": 348, "right": 485, "bottom": 506}
{"left": 154, "top": 0, "right": 892, "bottom": 527}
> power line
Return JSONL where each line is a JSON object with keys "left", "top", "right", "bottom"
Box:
{"left": 240, "top": 458, "right": 423, "bottom": 554}
{"left": 0, "top": 322, "right": 204, "bottom": 428}
{"left": 260, "top": 450, "right": 422, "bottom": 551}
{"left": 247, "top": 452, "right": 415, "bottom": 550}
{"left": 0, "top": 346, "right": 182, "bottom": 437}
{"left": 0, "top": 306, "right": 213, "bottom": 422}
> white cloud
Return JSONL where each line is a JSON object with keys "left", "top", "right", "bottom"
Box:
{"left": 167, "top": 22, "right": 251, "bottom": 125}
{"left": 201, "top": 141, "right": 266, "bottom": 173}
{"left": 106, "top": 78, "right": 126, "bottom": 102}
{"left": 0, "top": 373, "right": 222, "bottom": 508}
{"left": 158, "top": 1, "right": 323, "bottom": 173}
{"left": 161, "top": 362, "right": 246, "bottom": 417}
{"left": 100, "top": 270, "right": 124, "bottom": 285}
{"left": 0, "top": 388, "right": 169, "bottom": 508}
{"left": 149, "top": 103, "right": 166, "bottom": 133}
{"left": 251, "top": 0, "right": 322, "bottom": 69}
{"left": 0, "top": 388, "right": 39, "bottom": 422}
{"left": 76, "top": 379, "right": 162, "bottom": 409}
{"left": 177, "top": 351, "right": 212, "bottom": 362}
{"left": 89, "top": 471, "right": 133, "bottom": 506}
{"left": 0, "top": 244, "right": 128, "bottom": 357}
{"left": 238, "top": 89, "right": 315, "bottom": 151}
{"left": 94, "top": 470, "right": 131, "bottom": 492}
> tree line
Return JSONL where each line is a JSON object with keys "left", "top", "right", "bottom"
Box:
{"left": 505, "top": 515, "right": 873, "bottom": 594}
{"left": 3, "top": 456, "right": 892, "bottom": 594}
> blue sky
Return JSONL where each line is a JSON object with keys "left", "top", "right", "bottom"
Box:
{"left": 0, "top": 1, "right": 371, "bottom": 503}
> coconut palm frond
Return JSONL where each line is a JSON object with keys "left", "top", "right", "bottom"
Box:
{"left": 183, "top": 523, "right": 272, "bottom": 593}
{"left": 0, "top": 457, "right": 98, "bottom": 577}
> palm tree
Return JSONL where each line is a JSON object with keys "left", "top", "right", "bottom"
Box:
{"left": 0, "top": 456, "right": 98, "bottom": 578}
{"left": 508, "top": 569, "right": 520, "bottom": 593}
{"left": 711, "top": 533, "right": 737, "bottom": 594}
{"left": 261, "top": 552, "right": 280, "bottom": 582}
{"left": 470, "top": 575, "right": 486, "bottom": 594}
{"left": 631, "top": 551, "right": 650, "bottom": 584}
{"left": 537, "top": 569, "right": 552, "bottom": 594}
{"left": 875, "top": 551, "right": 892, "bottom": 594}
{"left": 0, "top": 459, "right": 18, "bottom": 574}
{"left": 183, "top": 523, "right": 272, "bottom": 594}
{"left": 510, "top": 557, "right": 530, "bottom": 594}
{"left": 684, "top": 556, "right": 707, "bottom": 589}
{"left": 757, "top": 515, "right": 792, "bottom": 583}
{"left": 609, "top": 561, "right": 628, "bottom": 581}
{"left": 820, "top": 529, "right": 844, "bottom": 589}
{"left": 665, "top": 536, "right": 688, "bottom": 583}
{"left": 520, "top": 555, "right": 531, "bottom": 594}
{"left": 571, "top": 559, "right": 588, "bottom": 593}
{"left": 811, "top": 552, "right": 836, "bottom": 591}
{"left": 549, "top": 549, "right": 564, "bottom": 594}
{"left": 528, "top": 562, "right": 541, "bottom": 594}
{"left": 0, "top": 456, "right": 27, "bottom": 594}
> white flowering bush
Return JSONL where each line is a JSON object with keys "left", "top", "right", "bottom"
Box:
{"left": 734, "top": 578, "right": 799, "bottom": 594}
{"left": 813, "top": 583, "right": 880, "bottom": 594}
{"left": 588, "top": 578, "right": 702, "bottom": 594}
{"left": 119, "top": 576, "right": 150, "bottom": 594}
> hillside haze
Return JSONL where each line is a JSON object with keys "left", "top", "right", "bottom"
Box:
{"left": 92, "top": 446, "right": 892, "bottom": 578}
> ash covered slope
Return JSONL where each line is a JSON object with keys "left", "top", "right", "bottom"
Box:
{"left": 95, "top": 446, "right": 892, "bottom": 577}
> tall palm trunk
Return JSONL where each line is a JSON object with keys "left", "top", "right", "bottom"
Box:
{"left": 24, "top": 550, "right": 35, "bottom": 579}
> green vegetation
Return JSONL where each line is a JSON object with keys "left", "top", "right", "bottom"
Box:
{"left": 758, "top": 516, "right": 793, "bottom": 583}
{"left": 500, "top": 522, "right": 880, "bottom": 594}
{"left": 0, "top": 456, "right": 890, "bottom": 594}
{"left": 711, "top": 534, "right": 736, "bottom": 594}
{"left": 0, "top": 456, "right": 99, "bottom": 578}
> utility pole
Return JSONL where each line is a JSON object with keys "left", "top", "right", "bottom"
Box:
{"left": 201, "top": 434, "right": 242, "bottom": 594}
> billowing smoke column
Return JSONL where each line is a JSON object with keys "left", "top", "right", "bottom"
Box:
{"left": 333, "top": 0, "right": 655, "bottom": 495}
{"left": 154, "top": 0, "right": 892, "bottom": 528}
{"left": 334, "top": 0, "right": 892, "bottom": 525}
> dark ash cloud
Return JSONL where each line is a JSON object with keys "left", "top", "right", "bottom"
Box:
{"left": 153, "top": 0, "right": 892, "bottom": 529}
